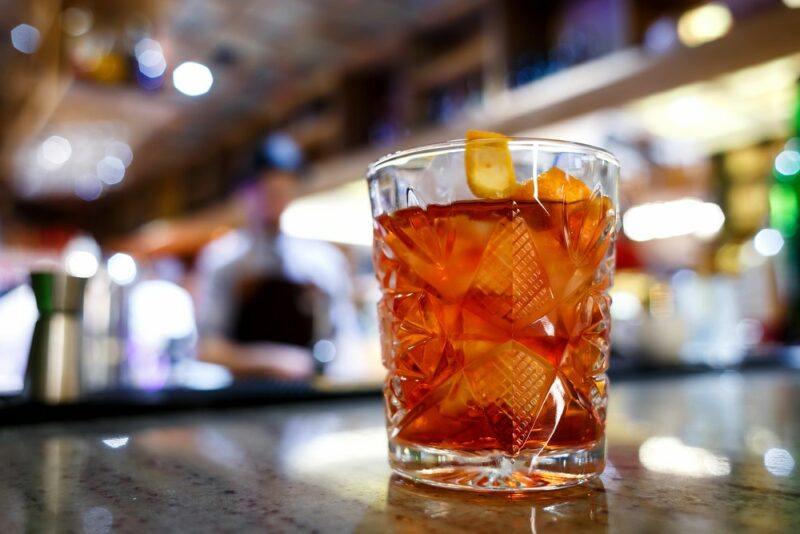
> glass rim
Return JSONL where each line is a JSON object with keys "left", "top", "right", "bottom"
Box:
{"left": 368, "top": 137, "right": 620, "bottom": 176}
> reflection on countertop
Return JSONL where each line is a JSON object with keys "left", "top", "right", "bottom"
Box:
{"left": 1, "top": 370, "right": 798, "bottom": 532}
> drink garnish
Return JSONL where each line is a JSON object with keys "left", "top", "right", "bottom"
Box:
{"left": 466, "top": 130, "right": 591, "bottom": 202}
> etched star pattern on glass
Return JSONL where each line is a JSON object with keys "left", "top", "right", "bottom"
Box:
{"left": 369, "top": 138, "right": 619, "bottom": 491}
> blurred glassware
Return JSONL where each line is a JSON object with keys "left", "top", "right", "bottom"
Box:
{"left": 82, "top": 262, "right": 127, "bottom": 393}
{"left": 25, "top": 271, "right": 87, "bottom": 404}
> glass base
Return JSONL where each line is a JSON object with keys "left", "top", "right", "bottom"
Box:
{"left": 389, "top": 438, "right": 605, "bottom": 493}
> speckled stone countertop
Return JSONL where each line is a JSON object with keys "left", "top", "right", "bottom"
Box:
{"left": 1, "top": 370, "right": 799, "bottom": 533}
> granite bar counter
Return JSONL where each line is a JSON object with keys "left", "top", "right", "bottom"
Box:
{"left": 1, "top": 370, "right": 799, "bottom": 533}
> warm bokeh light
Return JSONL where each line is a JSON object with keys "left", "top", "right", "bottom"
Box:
{"left": 62, "top": 6, "right": 93, "bottom": 37}
{"left": 631, "top": 56, "right": 800, "bottom": 152}
{"left": 677, "top": 3, "right": 733, "bottom": 48}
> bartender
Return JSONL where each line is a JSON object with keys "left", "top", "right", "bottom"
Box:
{"left": 195, "top": 137, "right": 357, "bottom": 380}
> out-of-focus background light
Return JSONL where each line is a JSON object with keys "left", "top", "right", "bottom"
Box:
{"left": 107, "top": 140, "right": 133, "bottom": 167}
{"left": 0, "top": 0, "right": 797, "bottom": 406}
{"left": 10, "top": 23, "right": 40, "bottom": 54}
{"left": 65, "top": 250, "right": 99, "bottom": 278}
{"left": 639, "top": 436, "right": 731, "bottom": 477}
{"left": 107, "top": 253, "right": 138, "bottom": 286}
{"left": 74, "top": 175, "right": 103, "bottom": 201}
{"left": 610, "top": 291, "right": 643, "bottom": 321}
{"left": 39, "top": 136, "right": 72, "bottom": 169}
{"left": 63, "top": 236, "right": 101, "bottom": 278}
{"left": 774, "top": 150, "right": 800, "bottom": 177}
{"left": 135, "top": 38, "right": 167, "bottom": 81}
{"left": 96, "top": 156, "right": 125, "bottom": 185}
{"left": 643, "top": 17, "right": 678, "bottom": 55}
{"left": 623, "top": 199, "right": 725, "bottom": 242}
{"left": 13, "top": 122, "right": 133, "bottom": 200}
{"left": 753, "top": 228, "right": 785, "bottom": 257}
{"left": 764, "top": 447, "right": 795, "bottom": 476}
{"left": 172, "top": 61, "right": 213, "bottom": 96}
{"left": 0, "top": 4, "right": 799, "bottom": 521}
{"left": 263, "top": 133, "right": 303, "bottom": 171}
{"left": 312, "top": 339, "right": 337, "bottom": 363}
{"left": 61, "top": 6, "right": 93, "bottom": 37}
{"left": 129, "top": 280, "right": 196, "bottom": 346}
{"left": 280, "top": 182, "right": 372, "bottom": 246}
{"left": 677, "top": 3, "right": 733, "bottom": 48}
{"left": 138, "top": 49, "right": 167, "bottom": 79}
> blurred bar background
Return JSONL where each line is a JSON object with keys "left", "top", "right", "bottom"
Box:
{"left": 1, "top": 0, "right": 800, "bottom": 409}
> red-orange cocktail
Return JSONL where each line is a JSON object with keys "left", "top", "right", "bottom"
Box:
{"left": 369, "top": 132, "right": 619, "bottom": 491}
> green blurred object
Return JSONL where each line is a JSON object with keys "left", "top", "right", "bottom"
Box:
{"left": 779, "top": 78, "right": 800, "bottom": 340}
{"left": 29, "top": 271, "right": 86, "bottom": 313}
{"left": 769, "top": 183, "right": 799, "bottom": 237}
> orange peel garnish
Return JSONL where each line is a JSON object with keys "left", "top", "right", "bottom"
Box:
{"left": 465, "top": 130, "right": 592, "bottom": 202}
{"left": 465, "top": 130, "right": 517, "bottom": 199}
{"left": 512, "top": 167, "right": 591, "bottom": 202}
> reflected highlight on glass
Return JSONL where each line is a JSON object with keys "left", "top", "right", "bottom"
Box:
{"left": 101, "top": 436, "right": 130, "bottom": 449}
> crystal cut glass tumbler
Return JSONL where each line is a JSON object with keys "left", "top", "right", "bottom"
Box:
{"left": 368, "top": 138, "right": 619, "bottom": 491}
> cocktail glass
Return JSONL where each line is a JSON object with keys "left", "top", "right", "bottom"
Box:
{"left": 368, "top": 137, "right": 619, "bottom": 491}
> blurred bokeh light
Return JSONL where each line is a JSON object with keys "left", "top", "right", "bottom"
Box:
{"left": 0, "top": 0, "right": 798, "bottom": 395}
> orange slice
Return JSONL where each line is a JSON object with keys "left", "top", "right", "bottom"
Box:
{"left": 512, "top": 167, "right": 591, "bottom": 202}
{"left": 465, "top": 130, "right": 516, "bottom": 199}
